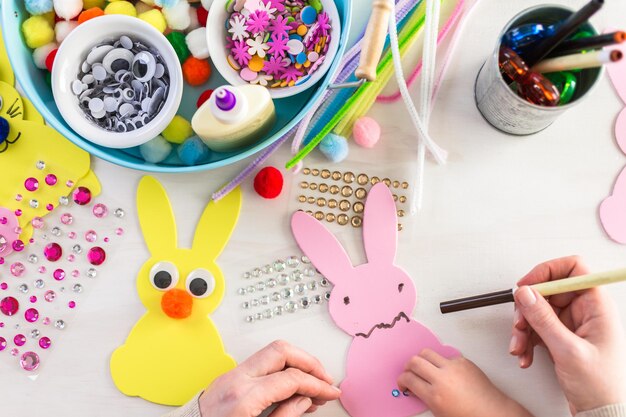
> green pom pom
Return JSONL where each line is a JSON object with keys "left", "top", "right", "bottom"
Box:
{"left": 166, "top": 32, "right": 190, "bottom": 64}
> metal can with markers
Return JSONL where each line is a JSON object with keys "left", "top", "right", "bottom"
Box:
{"left": 474, "top": 5, "right": 604, "bottom": 135}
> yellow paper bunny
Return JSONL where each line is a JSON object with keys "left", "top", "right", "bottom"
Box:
{"left": 0, "top": 30, "right": 99, "bottom": 254}
{"left": 110, "top": 176, "right": 241, "bottom": 406}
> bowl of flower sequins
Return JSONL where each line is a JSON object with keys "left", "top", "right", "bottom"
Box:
{"left": 208, "top": 0, "right": 340, "bottom": 99}
{"left": 52, "top": 15, "right": 184, "bottom": 149}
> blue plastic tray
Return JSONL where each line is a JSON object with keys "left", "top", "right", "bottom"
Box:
{"left": 1, "top": 0, "right": 352, "bottom": 173}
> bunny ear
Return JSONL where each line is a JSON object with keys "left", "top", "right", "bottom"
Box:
{"left": 363, "top": 183, "right": 398, "bottom": 265}
{"left": 291, "top": 211, "right": 353, "bottom": 284}
{"left": 192, "top": 186, "right": 242, "bottom": 259}
{"left": 137, "top": 176, "right": 177, "bottom": 255}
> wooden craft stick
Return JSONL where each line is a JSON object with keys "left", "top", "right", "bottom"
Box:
{"left": 355, "top": 0, "right": 395, "bottom": 81}
{"left": 440, "top": 267, "right": 626, "bottom": 314}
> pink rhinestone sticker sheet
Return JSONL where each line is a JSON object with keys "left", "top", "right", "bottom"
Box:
{"left": 0, "top": 194, "right": 126, "bottom": 376}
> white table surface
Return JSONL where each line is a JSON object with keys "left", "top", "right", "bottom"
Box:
{"left": 3, "top": 0, "right": 626, "bottom": 416}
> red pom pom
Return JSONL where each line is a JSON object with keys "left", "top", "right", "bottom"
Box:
{"left": 197, "top": 6, "right": 209, "bottom": 27}
{"left": 182, "top": 56, "right": 211, "bottom": 86}
{"left": 254, "top": 167, "right": 283, "bottom": 199}
{"left": 45, "top": 49, "right": 59, "bottom": 72}
{"left": 196, "top": 89, "right": 214, "bottom": 108}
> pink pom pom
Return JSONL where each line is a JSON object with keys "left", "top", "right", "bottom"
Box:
{"left": 353, "top": 117, "right": 381, "bottom": 148}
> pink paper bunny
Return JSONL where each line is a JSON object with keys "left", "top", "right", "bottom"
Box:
{"left": 600, "top": 34, "right": 626, "bottom": 243}
{"left": 291, "top": 183, "right": 459, "bottom": 417}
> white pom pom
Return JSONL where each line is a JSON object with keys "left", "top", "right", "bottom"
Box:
{"left": 201, "top": 0, "right": 214, "bottom": 10}
{"left": 163, "top": 1, "right": 190, "bottom": 31}
{"left": 33, "top": 42, "right": 58, "bottom": 69}
{"left": 187, "top": 5, "right": 200, "bottom": 32}
{"left": 185, "top": 28, "right": 210, "bottom": 60}
{"left": 55, "top": 20, "right": 78, "bottom": 44}
{"left": 53, "top": 0, "right": 83, "bottom": 20}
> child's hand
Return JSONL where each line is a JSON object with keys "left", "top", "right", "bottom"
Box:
{"left": 510, "top": 256, "right": 626, "bottom": 413}
{"left": 198, "top": 340, "right": 341, "bottom": 417}
{"left": 397, "top": 350, "right": 533, "bottom": 417}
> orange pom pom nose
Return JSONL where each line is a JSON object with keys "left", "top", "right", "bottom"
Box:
{"left": 161, "top": 288, "right": 193, "bottom": 319}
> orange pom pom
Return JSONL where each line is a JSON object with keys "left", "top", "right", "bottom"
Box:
{"left": 182, "top": 57, "right": 211, "bottom": 86}
{"left": 78, "top": 7, "right": 104, "bottom": 24}
{"left": 161, "top": 289, "right": 193, "bottom": 319}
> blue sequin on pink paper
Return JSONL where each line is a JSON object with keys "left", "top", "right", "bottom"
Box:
{"left": 226, "top": 0, "right": 332, "bottom": 89}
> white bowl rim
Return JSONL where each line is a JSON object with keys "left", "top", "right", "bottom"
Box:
{"left": 207, "top": 0, "right": 341, "bottom": 99}
{"left": 52, "top": 15, "right": 183, "bottom": 149}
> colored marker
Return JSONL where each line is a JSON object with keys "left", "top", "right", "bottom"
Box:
{"left": 532, "top": 49, "right": 622, "bottom": 73}
{"left": 521, "top": 0, "right": 604, "bottom": 67}
{"left": 548, "top": 30, "right": 626, "bottom": 57}
{"left": 440, "top": 267, "right": 626, "bottom": 314}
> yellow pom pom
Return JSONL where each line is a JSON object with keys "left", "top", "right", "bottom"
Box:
{"left": 21, "top": 15, "right": 55, "bottom": 49}
{"left": 83, "top": 0, "right": 106, "bottom": 8}
{"left": 138, "top": 9, "right": 167, "bottom": 33}
{"left": 104, "top": 1, "right": 137, "bottom": 17}
{"left": 162, "top": 115, "right": 193, "bottom": 144}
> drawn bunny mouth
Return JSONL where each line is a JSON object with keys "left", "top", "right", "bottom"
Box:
{"left": 355, "top": 312, "right": 410, "bottom": 339}
{"left": 0, "top": 131, "right": 21, "bottom": 153}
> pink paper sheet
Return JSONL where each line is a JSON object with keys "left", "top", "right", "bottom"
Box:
{"left": 291, "top": 184, "right": 459, "bottom": 417}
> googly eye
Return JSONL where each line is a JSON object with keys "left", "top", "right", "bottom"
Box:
{"left": 185, "top": 269, "right": 215, "bottom": 298}
{"left": 0, "top": 95, "right": 4, "bottom": 111}
{"left": 149, "top": 262, "right": 179, "bottom": 291}
{"left": 102, "top": 48, "right": 134, "bottom": 74}
{"left": 132, "top": 51, "right": 156, "bottom": 82}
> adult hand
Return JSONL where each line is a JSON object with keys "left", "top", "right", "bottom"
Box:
{"left": 510, "top": 256, "right": 626, "bottom": 413}
{"left": 199, "top": 340, "right": 341, "bottom": 417}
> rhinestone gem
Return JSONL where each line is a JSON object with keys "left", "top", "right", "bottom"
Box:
{"left": 300, "top": 297, "right": 311, "bottom": 309}
{"left": 266, "top": 278, "right": 277, "bottom": 288}
{"left": 28, "top": 254, "right": 38, "bottom": 264}
{"left": 273, "top": 260, "right": 286, "bottom": 272}
{"left": 252, "top": 268, "right": 262, "bottom": 278}
{"left": 324, "top": 291, "right": 331, "bottom": 301}
{"left": 18, "top": 284, "right": 29, "bottom": 294}
{"left": 271, "top": 292, "right": 281, "bottom": 302}
{"left": 12, "top": 240, "right": 24, "bottom": 252}
{"left": 254, "top": 312, "right": 263, "bottom": 321}
{"left": 45, "top": 174, "right": 58, "bottom": 186}
{"left": 53, "top": 269, "right": 65, "bottom": 281}
{"left": 303, "top": 267, "right": 316, "bottom": 277}
{"left": 237, "top": 287, "right": 246, "bottom": 295}
{"left": 86, "top": 268, "right": 97, "bottom": 278}
{"left": 242, "top": 272, "right": 251, "bottom": 279}
{"left": 59, "top": 196, "right": 69, "bottom": 206}
{"left": 72, "top": 187, "right": 92, "bottom": 205}
{"left": 291, "top": 270, "right": 303, "bottom": 282}
{"left": 24, "top": 308, "right": 39, "bottom": 323}
{"left": 114, "top": 208, "right": 125, "bottom": 218}
{"left": 92, "top": 203, "right": 108, "bottom": 218}
{"left": 313, "top": 294, "right": 323, "bottom": 304}
{"left": 251, "top": 299, "right": 259, "bottom": 307}
{"left": 0, "top": 337, "right": 6, "bottom": 351}
{"left": 60, "top": 213, "right": 73, "bottom": 225}
{"left": 34, "top": 279, "right": 45, "bottom": 289}
{"left": 73, "top": 284, "right": 83, "bottom": 293}
{"left": 44, "top": 243, "right": 63, "bottom": 262}
{"left": 256, "top": 281, "right": 266, "bottom": 291}
{"left": 54, "top": 319, "right": 66, "bottom": 330}
{"left": 44, "top": 290, "right": 56, "bottom": 302}
{"left": 274, "top": 305, "right": 284, "bottom": 315}
{"left": 51, "top": 227, "right": 62, "bottom": 237}
{"left": 320, "top": 278, "right": 330, "bottom": 287}
{"left": 260, "top": 295, "right": 270, "bottom": 305}
{"left": 286, "top": 256, "right": 300, "bottom": 268}
{"left": 285, "top": 301, "right": 297, "bottom": 313}
{"left": 30, "top": 329, "right": 40, "bottom": 339}
{"left": 281, "top": 288, "right": 293, "bottom": 299}
{"left": 24, "top": 177, "right": 39, "bottom": 192}
{"left": 307, "top": 281, "right": 318, "bottom": 291}
{"left": 20, "top": 351, "right": 40, "bottom": 371}
{"left": 294, "top": 283, "right": 306, "bottom": 294}
{"left": 278, "top": 273, "right": 289, "bottom": 285}
{"left": 39, "top": 337, "right": 51, "bottom": 349}
{"left": 242, "top": 301, "right": 250, "bottom": 309}
{"left": 85, "top": 230, "right": 98, "bottom": 243}
{"left": 262, "top": 309, "right": 273, "bottom": 319}
{"left": 10, "top": 262, "right": 26, "bottom": 277}
{"left": 14, "top": 334, "right": 26, "bottom": 346}
{"left": 301, "top": 256, "right": 311, "bottom": 264}
{"left": 262, "top": 264, "right": 273, "bottom": 274}
{"left": 29, "top": 199, "right": 39, "bottom": 209}
{"left": 246, "top": 285, "right": 255, "bottom": 294}
{"left": 72, "top": 244, "right": 82, "bottom": 254}
{"left": 36, "top": 161, "right": 46, "bottom": 170}
{"left": 0, "top": 296, "right": 19, "bottom": 316}
{"left": 245, "top": 315, "right": 254, "bottom": 323}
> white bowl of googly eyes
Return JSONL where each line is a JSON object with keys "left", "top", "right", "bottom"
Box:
{"left": 207, "top": 0, "right": 341, "bottom": 99}
{"left": 52, "top": 15, "right": 183, "bottom": 149}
